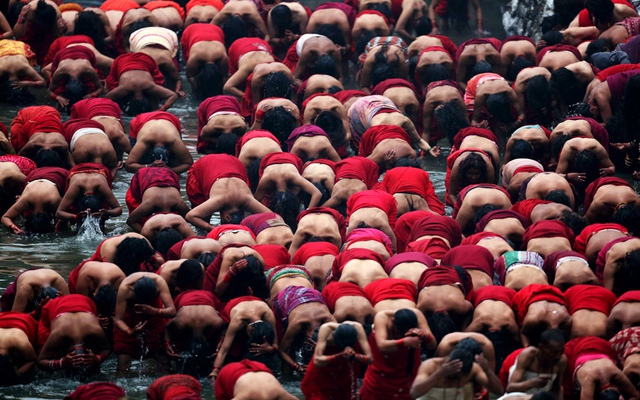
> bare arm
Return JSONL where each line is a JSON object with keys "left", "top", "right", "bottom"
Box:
{"left": 2, "top": 197, "right": 31, "bottom": 234}
{"left": 223, "top": 66, "right": 250, "bottom": 99}
{"left": 149, "top": 84, "right": 178, "bottom": 112}
{"left": 126, "top": 202, "right": 155, "bottom": 232}
{"left": 292, "top": 174, "right": 322, "bottom": 208}
{"left": 186, "top": 198, "right": 225, "bottom": 231}
{"left": 167, "top": 141, "right": 193, "bottom": 174}
{"left": 55, "top": 183, "right": 82, "bottom": 221}
{"left": 213, "top": 318, "right": 241, "bottom": 368}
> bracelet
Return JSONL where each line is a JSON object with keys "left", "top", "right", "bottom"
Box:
{"left": 50, "top": 93, "right": 58, "bottom": 101}
{"left": 223, "top": 273, "right": 234, "bottom": 283}
{"left": 355, "top": 354, "right": 371, "bottom": 363}
{"left": 95, "top": 354, "right": 104, "bottom": 363}
{"left": 211, "top": 367, "right": 221, "bottom": 377}
{"left": 397, "top": 338, "right": 405, "bottom": 348}
{"left": 422, "top": 333, "right": 433, "bottom": 344}
{"left": 18, "top": 16, "right": 26, "bottom": 23}
{"left": 326, "top": 354, "right": 341, "bottom": 362}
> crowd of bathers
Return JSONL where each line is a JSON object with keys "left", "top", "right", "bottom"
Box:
{"left": 2, "top": 0, "right": 640, "bottom": 398}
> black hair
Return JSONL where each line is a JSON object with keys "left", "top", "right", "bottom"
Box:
{"left": 551, "top": 134, "right": 571, "bottom": 160}
{"left": 34, "top": 148, "right": 63, "bottom": 168}
{"left": 409, "top": 56, "right": 419, "bottom": 82}
{"left": 613, "top": 204, "right": 640, "bottom": 236}
{"left": 154, "top": 228, "right": 183, "bottom": 259}
{"left": 0, "top": 187, "right": 12, "bottom": 216}
{"left": 124, "top": 97, "right": 153, "bottom": 116}
{"left": 486, "top": 92, "right": 514, "bottom": 123}
{"left": 222, "top": 15, "right": 248, "bottom": 49}
{"left": 613, "top": 249, "right": 640, "bottom": 295}
{"left": 176, "top": 259, "right": 204, "bottom": 291}
{"left": 368, "top": 2, "right": 392, "bottom": 20}
{"left": 328, "top": 86, "right": 342, "bottom": 95}
{"left": 153, "top": 145, "right": 169, "bottom": 163}
{"left": 539, "top": 328, "right": 565, "bottom": 346}
{"left": 314, "top": 24, "right": 345, "bottom": 47}
{"left": 544, "top": 190, "right": 572, "bottom": 208}
{"left": 77, "top": 194, "right": 102, "bottom": 214}
{"left": 434, "top": 100, "right": 470, "bottom": 146}
{"left": 223, "top": 255, "right": 268, "bottom": 301}
{"left": 313, "top": 110, "right": 346, "bottom": 148}
{"left": 541, "top": 30, "right": 563, "bottom": 47}
{"left": 459, "top": 152, "right": 488, "bottom": 186}
{"left": 333, "top": 324, "right": 358, "bottom": 351}
{"left": 427, "top": 311, "right": 456, "bottom": 344}
{"left": 474, "top": 204, "right": 502, "bottom": 230}
{"left": 485, "top": 330, "right": 517, "bottom": 374}
{"left": 24, "top": 212, "right": 53, "bottom": 234}
{"left": 245, "top": 320, "right": 277, "bottom": 369}
{"left": 557, "top": 210, "right": 586, "bottom": 236}
{"left": 393, "top": 309, "right": 418, "bottom": 334}
{"left": 216, "top": 133, "right": 239, "bottom": 155}
{"left": 315, "top": 54, "right": 339, "bottom": 79}
{"left": 129, "top": 18, "right": 154, "bottom": 35}
{"left": 194, "top": 63, "right": 223, "bottom": 100}
{"left": 526, "top": 75, "right": 552, "bottom": 114}
{"left": 531, "top": 392, "right": 556, "bottom": 400}
{"left": 574, "top": 149, "right": 600, "bottom": 187}
{"left": 419, "top": 63, "right": 451, "bottom": 86}
{"left": 585, "top": 0, "right": 615, "bottom": 26}
{"left": 0, "top": 354, "right": 19, "bottom": 385}
{"left": 262, "top": 106, "right": 296, "bottom": 148}
{"left": 247, "top": 157, "right": 262, "bottom": 192}
{"left": 600, "top": 388, "right": 621, "bottom": 400}
{"left": 586, "top": 38, "right": 614, "bottom": 60}
{"left": 510, "top": 139, "right": 536, "bottom": 161}
{"left": 7, "top": 2, "right": 25, "bottom": 27}
{"left": 469, "top": 60, "right": 493, "bottom": 77}
{"left": 94, "top": 285, "right": 117, "bottom": 318}
{"left": 197, "top": 252, "right": 216, "bottom": 268}
{"left": 298, "top": 182, "right": 329, "bottom": 209}
{"left": 449, "top": 348, "right": 474, "bottom": 374}
{"left": 177, "top": 335, "right": 214, "bottom": 378}
{"left": 455, "top": 337, "right": 482, "bottom": 356}
{"left": 0, "top": 80, "right": 35, "bottom": 105}
{"left": 575, "top": 102, "right": 594, "bottom": 118}
{"left": 414, "top": 16, "right": 432, "bottom": 36}
{"left": 36, "top": 286, "right": 59, "bottom": 308}
{"left": 74, "top": 11, "right": 106, "bottom": 53}
{"left": 355, "top": 30, "right": 376, "bottom": 56}
{"left": 262, "top": 72, "right": 293, "bottom": 99}
{"left": 508, "top": 56, "right": 534, "bottom": 82}
{"left": 226, "top": 210, "right": 245, "bottom": 225}
{"left": 34, "top": 0, "right": 56, "bottom": 25}
{"left": 371, "top": 44, "right": 400, "bottom": 88}
{"left": 270, "top": 190, "right": 300, "bottom": 231}
{"left": 114, "top": 237, "right": 155, "bottom": 276}
{"left": 550, "top": 68, "right": 583, "bottom": 108}
{"left": 394, "top": 157, "right": 420, "bottom": 168}
{"left": 540, "top": 15, "right": 559, "bottom": 34}
{"left": 622, "top": 74, "right": 640, "bottom": 136}
{"left": 133, "top": 276, "right": 157, "bottom": 305}
{"left": 270, "top": 4, "right": 293, "bottom": 36}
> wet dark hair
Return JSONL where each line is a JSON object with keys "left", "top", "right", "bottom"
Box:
{"left": 34, "top": 148, "right": 63, "bottom": 168}
{"left": 314, "top": 24, "right": 345, "bottom": 47}
{"left": 24, "top": 212, "right": 53, "bottom": 234}
{"left": 194, "top": 63, "right": 223, "bottom": 100}
{"left": 197, "top": 252, "right": 216, "bottom": 268}
{"left": 526, "top": 75, "right": 552, "bottom": 114}
{"left": 615, "top": 249, "right": 640, "bottom": 295}
{"left": 216, "top": 133, "right": 239, "bottom": 155}
{"left": 247, "top": 157, "right": 262, "bottom": 192}
{"left": 415, "top": 16, "right": 433, "bottom": 36}
{"left": 270, "top": 190, "right": 300, "bottom": 230}
{"left": 486, "top": 92, "right": 514, "bottom": 123}
{"left": 508, "top": 56, "right": 534, "bottom": 82}
{"left": 177, "top": 335, "right": 214, "bottom": 378}
{"left": 551, "top": 134, "right": 571, "bottom": 160}
{"left": 599, "top": 388, "right": 621, "bottom": 400}
{"left": 455, "top": 337, "right": 482, "bottom": 356}
{"left": 0, "top": 354, "right": 19, "bottom": 385}
{"left": 540, "top": 328, "right": 565, "bottom": 346}
{"left": 485, "top": 330, "right": 517, "bottom": 373}
{"left": 224, "top": 254, "right": 268, "bottom": 301}
{"left": 550, "top": 68, "right": 582, "bottom": 108}
{"left": 394, "top": 157, "right": 420, "bottom": 168}
{"left": 225, "top": 210, "right": 246, "bottom": 225}
{"left": 541, "top": 30, "right": 563, "bottom": 47}
{"left": 474, "top": 204, "right": 502, "bottom": 230}
{"left": 154, "top": 228, "right": 183, "bottom": 259}
{"left": 262, "top": 72, "right": 293, "bottom": 99}
{"left": 459, "top": 152, "right": 488, "bottom": 185}
{"left": 469, "top": 60, "right": 493, "bottom": 77}
{"left": 449, "top": 348, "right": 474, "bottom": 374}
{"left": 531, "top": 393, "right": 556, "bottom": 400}
{"left": 245, "top": 320, "right": 277, "bottom": 368}
{"left": 270, "top": 4, "right": 293, "bottom": 35}
{"left": 114, "top": 237, "right": 155, "bottom": 276}
{"left": 586, "top": 38, "right": 614, "bottom": 60}
{"left": 77, "top": 194, "right": 102, "bottom": 214}
{"left": 223, "top": 15, "right": 248, "bottom": 49}
{"left": 613, "top": 204, "right": 640, "bottom": 236}
{"left": 333, "top": 324, "right": 358, "bottom": 351}
{"left": 0, "top": 80, "right": 35, "bottom": 105}
{"left": 36, "top": 286, "right": 59, "bottom": 307}
{"left": 133, "top": 276, "right": 158, "bottom": 305}
{"left": 298, "top": 182, "right": 329, "bottom": 208}
{"left": 94, "top": 285, "right": 117, "bottom": 317}
{"left": 124, "top": 97, "right": 153, "bottom": 116}
{"left": 510, "top": 139, "right": 536, "bottom": 161}
{"left": 176, "top": 259, "right": 204, "bottom": 291}
{"left": 315, "top": 54, "right": 339, "bottom": 79}
{"left": 74, "top": 11, "right": 106, "bottom": 53}
{"left": 574, "top": 149, "right": 600, "bottom": 187}
{"left": 557, "top": 210, "right": 586, "bottom": 236}
{"left": 368, "top": 2, "right": 392, "bottom": 20}
{"left": 544, "top": 190, "right": 572, "bottom": 208}
{"left": 434, "top": 100, "right": 470, "bottom": 146}
{"left": 419, "top": 63, "right": 451, "bottom": 86}
{"left": 328, "top": 86, "right": 342, "bottom": 94}
{"left": 427, "top": 311, "right": 456, "bottom": 343}
{"left": 262, "top": 106, "right": 296, "bottom": 147}
{"left": 313, "top": 110, "right": 346, "bottom": 148}
{"left": 393, "top": 309, "right": 418, "bottom": 334}
{"left": 355, "top": 30, "right": 376, "bottom": 56}
{"left": 371, "top": 44, "right": 400, "bottom": 87}
{"left": 129, "top": 18, "right": 154, "bottom": 35}
{"left": 35, "top": 0, "right": 56, "bottom": 25}
{"left": 585, "top": 0, "right": 615, "bottom": 26}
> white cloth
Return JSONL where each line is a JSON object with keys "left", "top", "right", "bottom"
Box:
{"left": 70, "top": 127, "right": 108, "bottom": 152}
{"left": 129, "top": 27, "right": 179, "bottom": 58}
{"left": 508, "top": 358, "right": 556, "bottom": 394}
{"left": 296, "top": 34, "right": 328, "bottom": 56}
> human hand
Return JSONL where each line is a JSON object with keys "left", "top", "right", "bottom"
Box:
{"left": 474, "top": 354, "right": 490, "bottom": 373}
{"left": 98, "top": 316, "right": 110, "bottom": 330}
{"left": 55, "top": 95, "right": 70, "bottom": 108}
{"left": 134, "top": 304, "right": 157, "bottom": 316}
{"left": 429, "top": 146, "right": 441, "bottom": 157}
{"left": 437, "top": 359, "right": 463, "bottom": 378}
{"left": 342, "top": 346, "right": 356, "bottom": 359}
{"left": 229, "top": 259, "right": 248, "bottom": 275}
{"left": 150, "top": 159, "right": 167, "bottom": 167}
{"left": 599, "top": 167, "right": 613, "bottom": 177}
{"left": 10, "top": 224, "right": 24, "bottom": 235}
{"left": 165, "top": 341, "right": 180, "bottom": 358}
{"left": 566, "top": 172, "right": 586, "bottom": 183}
{"left": 402, "top": 335, "right": 421, "bottom": 349}
{"left": 611, "top": 142, "right": 632, "bottom": 151}
{"left": 530, "top": 375, "right": 550, "bottom": 388}
{"left": 128, "top": 321, "right": 147, "bottom": 336}
{"left": 176, "top": 90, "right": 186, "bottom": 99}
{"left": 249, "top": 340, "right": 275, "bottom": 356}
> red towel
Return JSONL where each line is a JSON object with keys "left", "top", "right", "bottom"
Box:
{"left": 358, "top": 125, "right": 411, "bottom": 157}
{"left": 417, "top": 265, "right": 474, "bottom": 302}
{"left": 173, "top": 290, "right": 220, "bottom": 312}
{"left": 292, "top": 242, "right": 339, "bottom": 265}
{"left": 499, "top": 348, "right": 525, "bottom": 389}
{"left": 371, "top": 78, "right": 418, "bottom": 100}
{"left": 196, "top": 95, "right": 242, "bottom": 153}
{"left": 185, "top": 0, "right": 223, "bottom": 13}
{"left": 321, "top": 281, "right": 366, "bottom": 312}
{"left": 455, "top": 38, "right": 501, "bottom": 62}
{"left": 206, "top": 224, "right": 255, "bottom": 240}
{"left": 100, "top": 0, "right": 139, "bottom": 11}
{"left": 70, "top": 98, "right": 122, "bottom": 124}
{"left": 258, "top": 152, "right": 303, "bottom": 178}
{"left": 583, "top": 177, "right": 632, "bottom": 212}
{"left": 563, "top": 336, "right": 616, "bottom": 399}
{"left": 62, "top": 118, "right": 105, "bottom": 145}
{"left": 235, "top": 130, "right": 280, "bottom": 157}
{"left": 44, "top": 35, "right": 94, "bottom": 67}
{"left": 64, "top": 382, "right": 126, "bottom": 400}
{"left": 0, "top": 311, "right": 38, "bottom": 348}
{"left": 409, "top": 215, "right": 462, "bottom": 247}
{"left": 147, "top": 374, "right": 201, "bottom": 400}
{"left": 66, "top": 163, "right": 114, "bottom": 191}
{"left": 574, "top": 223, "right": 628, "bottom": 255}
{"left": 510, "top": 199, "right": 551, "bottom": 222}
{"left": 227, "top": 38, "right": 272, "bottom": 75}
{"left": 452, "top": 127, "right": 498, "bottom": 151}
{"left": 522, "top": 220, "right": 575, "bottom": 248}
{"left": 395, "top": 211, "right": 434, "bottom": 253}
{"left": 446, "top": 149, "right": 495, "bottom": 208}
{"left": 473, "top": 285, "right": 516, "bottom": 308}
{"left": 330, "top": 248, "right": 384, "bottom": 281}
{"left": 364, "top": 278, "right": 417, "bottom": 305}
{"left": 10, "top": 106, "right": 64, "bottom": 152}
{"left": 442, "top": 245, "right": 494, "bottom": 277}
{"left": 378, "top": 167, "right": 445, "bottom": 215}
{"left": 38, "top": 295, "right": 97, "bottom": 350}
{"left": 25, "top": 167, "right": 68, "bottom": 197}
{"left": 564, "top": 284, "right": 616, "bottom": 315}
{"left": 180, "top": 23, "right": 224, "bottom": 60}
{"left": 106, "top": 52, "right": 164, "bottom": 90}
{"left": 334, "top": 90, "right": 367, "bottom": 104}
{"left": 536, "top": 44, "right": 582, "bottom": 65}
{"left": 125, "top": 167, "right": 180, "bottom": 213}
{"left": 240, "top": 212, "right": 288, "bottom": 237}
{"left": 51, "top": 46, "right": 96, "bottom": 74}
{"left": 475, "top": 209, "right": 529, "bottom": 233}
{"left": 502, "top": 35, "right": 535, "bottom": 46}
{"left": 215, "top": 360, "right": 272, "bottom": 400}
{"left": 219, "top": 295, "right": 263, "bottom": 323}
{"left": 542, "top": 250, "right": 588, "bottom": 284}
{"left": 252, "top": 244, "right": 291, "bottom": 269}
{"left": 596, "top": 236, "right": 636, "bottom": 283}
{"left": 297, "top": 207, "right": 346, "bottom": 242}
{"left": 511, "top": 284, "right": 564, "bottom": 326}
{"left": 461, "top": 231, "right": 504, "bottom": 246}
{"left": 384, "top": 252, "right": 436, "bottom": 275}
{"left": 186, "top": 154, "right": 248, "bottom": 207}
{"left": 334, "top": 156, "right": 379, "bottom": 189}
{"left": 129, "top": 111, "right": 181, "bottom": 140}
{"left": 143, "top": 1, "right": 185, "bottom": 19}
{"left": 613, "top": 290, "right": 640, "bottom": 307}
{"left": 565, "top": 116, "right": 609, "bottom": 153}
{"left": 346, "top": 190, "right": 398, "bottom": 229}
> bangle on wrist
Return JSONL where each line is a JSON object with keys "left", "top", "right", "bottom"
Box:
{"left": 397, "top": 338, "right": 405, "bottom": 348}
{"left": 223, "top": 273, "right": 234, "bottom": 283}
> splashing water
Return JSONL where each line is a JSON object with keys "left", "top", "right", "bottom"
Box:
{"left": 76, "top": 216, "right": 105, "bottom": 242}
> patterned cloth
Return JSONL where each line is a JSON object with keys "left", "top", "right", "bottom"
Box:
{"left": 0, "top": 39, "right": 36, "bottom": 66}
{"left": 272, "top": 286, "right": 325, "bottom": 329}
{"left": 348, "top": 95, "right": 399, "bottom": 147}
{"left": 610, "top": 327, "right": 640, "bottom": 366}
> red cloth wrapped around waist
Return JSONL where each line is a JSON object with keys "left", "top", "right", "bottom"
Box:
{"left": 186, "top": 154, "right": 248, "bottom": 208}
{"left": 358, "top": 125, "right": 411, "bottom": 157}
{"left": 405, "top": 237, "right": 451, "bottom": 260}
{"left": 455, "top": 38, "right": 500, "bottom": 61}
{"left": 66, "top": 163, "right": 114, "bottom": 190}
{"left": 65, "top": 382, "right": 126, "bottom": 400}
{"left": 67, "top": 260, "right": 89, "bottom": 294}
{"left": 334, "top": 156, "right": 379, "bottom": 188}
{"left": 173, "top": 290, "right": 220, "bottom": 312}
{"left": 379, "top": 167, "right": 445, "bottom": 215}
{"left": 574, "top": 223, "right": 628, "bottom": 254}
{"left": 614, "top": 290, "right": 640, "bottom": 307}
{"left": 258, "top": 152, "right": 303, "bottom": 178}
{"left": 364, "top": 278, "right": 417, "bottom": 305}
{"left": 384, "top": 252, "right": 436, "bottom": 275}
{"left": 252, "top": 244, "right": 291, "bottom": 269}
{"left": 63, "top": 118, "right": 105, "bottom": 145}
{"left": 227, "top": 38, "right": 272, "bottom": 75}
{"left": 346, "top": 189, "right": 397, "bottom": 228}
{"left": 395, "top": 211, "right": 434, "bottom": 253}
{"left": 10, "top": 106, "right": 63, "bottom": 152}
{"left": 297, "top": 207, "right": 346, "bottom": 242}
{"left": 206, "top": 224, "right": 255, "bottom": 241}
{"left": 166, "top": 236, "right": 203, "bottom": 261}
{"left": 473, "top": 285, "right": 516, "bottom": 308}
{"left": 100, "top": 0, "right": 140, "bottom": 11}
{"left": 181, "top": 23, "right": 224, "bottom": 60}
{"left": 511, "top": 284, "right": 564, "bottom": 326}
{"left": 38, "top": 295, "right": 97, "bottom": 349}
{"left": 331, "top": 248, "right": 385, "bottom": 281}
{"left": 186, "top": 0, "right": 224, "bottom": 13}
{"left": 26, "top": 167, "right": 69, "bottom": 197}
{"left": 70, "top": 98, "right": 122, "bottom": 123}
{"left": 510, "top": 199, "right": 551, "bottom": 222}
{"left": 442, "top": 245, "right": 494, "bottom": 277}
{"left": 0, "top": 311, "right": 38, "bottom": 347}
{"left": 597, "top": 237, "right": 637, "bottom": 284}
{"left": 321, "top": 282, "right": 366, "bottom": 312}
{"left": 106, "top": 52, "right": 164, "bottom": 90}
{"left": 129, "top": 111, "right": 181, "bottom": 140}
{"left": 417, "top": 265, "right": 473, "bottom": 299}
{"left": 147, "top": 374, "right": 201, "bottom": 400}
{"left": 143, "top": 1, "right": 185, "bottom": 18}
{"left": 543, "top": 250, "right": 587, "bottom": 283}
{"left": 127, "top": 166, "right": 180, "bottom": 212}
{"left": 536, "top": 44, "right": 582, "bottom": 65}
{"left": 513, "top": 165, "right": 543, "bottom": 176}
{"left": 584, "top": 177, "right": 632, "bottom": 212}
{"left": 345, "top": 228, "right": 393, "bottom": 257}
{"left": 409, "top": 214, "right": 462, "bottom": 246}
{"left": 522, "top": 220, "right": 575, "bottom": 248}
{"left": 452, "top": 127, "right": 497, "bottom": 150}
{"left": 564, "top": 284, "right": 617, "bottom": 315}
{"left": 44, "top": 35, "right": 94, "bottom": 67}
{"left": 51, "top": 45, "right": 96, "bottom": 73}
{"left": 112, "top": 296, "right": 166, "bottom": 355}
{"left": 235, "top": 130, "right": 280, "bottom": 157}
{"left": 215, "top": 360, "right": 272, "bottom": 400}
{"left": 292, "top": 242, "right": 339, "bottom": 265}
{"left": 219, "top": 295, "right": 263, "bottom": 323}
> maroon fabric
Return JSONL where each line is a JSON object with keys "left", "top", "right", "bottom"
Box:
{"left": 206, "top": 224, "right": 255, "bottom": 240}
{"left": 38, "top": 295, "right": 97, "bottom": 350}
{"left": 371, "top": 78, "right": 419, "bottom": 100}
{"left": 25, "top": 167, "right": 69, "bottom": 197}
{"left": 258, "top": 152, "right": 304, "bottom": 178}
{"left": 522, "top": 220, "right": 575, "bottom": 248}
{"left": 364, "top": 278, "right": 417, "bottom": 305}
{"left": 105, "top": 52, "right": 164, "bottom": 90}
{"left": 542, "top": 250, "right": 588, "bottom": 284}
{"left": 460, "top": 231, "right": 504, "bottom": 246}
{"left": 196, "top": 96, "right": 242, "bottom": 154}
{"left": 44, "top": 35, "right": 94, "bottom": 67}
{"left": 166, "top": 236, "right": 205, "bottom": 261}
{"left": 564, "top": 284, "right": 617, "bottom": 315}
{"left": 240, "top": 212, "right": 288, "bottom": 237}
{"left": 358, "top": 125, "right": 412, "bottom": 157}
{"left": 384, "top": 252, "right": 436, "bottom": 275}
{"left": 475, "top": 210, "right": 530, "bottom": 233}
{"left": 70, "top": 98, "right": 122, "bottom": 122}
{"left": 563, "top": 336, "right": 616, "bottom": 399}
{"left": 334, "top": 156, "right": 380, "bottom": 188}
{"left": 125, "top": 167, "right": 180, "bottom": 213}
{"left": 473, "top": 285, "right": 516, "bottom": 308}
{"left": 565, "top": 116, "right": 609, "bottom": 153}
{"left": 574, "top": 223, "right": 628, "bottom": 255}
{"left": 455, "top": 38, "right": 501, "bottom": 62}
{"left": 536, "top": 44, "right": 582, "bottom": 65}
{"left": 583, "top": 177, "right": 632, "bottom": 212}
{"left": 186, "top": 154, "right": 248, "bottom": 208}
{"left": 511, "top": 284, "right": 565, "bottom": 326}
{"left": 321, "top": 281, "right": 367, "bottom": 312}
{"left": 510, "top": 199, "right": 552, "bottom": 222}
{"left": 215, "top": 360, "right": 272, "bottom": 400}
{"left": 51, "top": 45, "right": 96, "bottom": 73}
{"left": 442, "top": 245, "right": 494, "bottom": 276}
{"left": 417, "top": 265, "right": 474, "bottom": 302}
{"left": 173, "top": 290, "right": 220, "bottom": 312}
{"left": 66, "top": 163, "right": 114, "bottom": 191}
{"left": 334, "top": 90, "right": 367, "bottom": 103}
{"left": 377, "top": 167, "right": 445, "bottom": 215}
{"left": 409, "top": 215, "right": 462, "bottom": 247}
{"left": 65, "top": 382, "right": 126, "bottom": 400}
{"left": 286, "top": 124, "right": 329, "bottom": 151}
{"left": 234, "top": 130, "right": 280, "bottom": 157}
{"left": 395, "top": 211, "right": 435, "bottom": 253}
{"left": 344, "top": 228, "right": 393, "bottom": 257}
